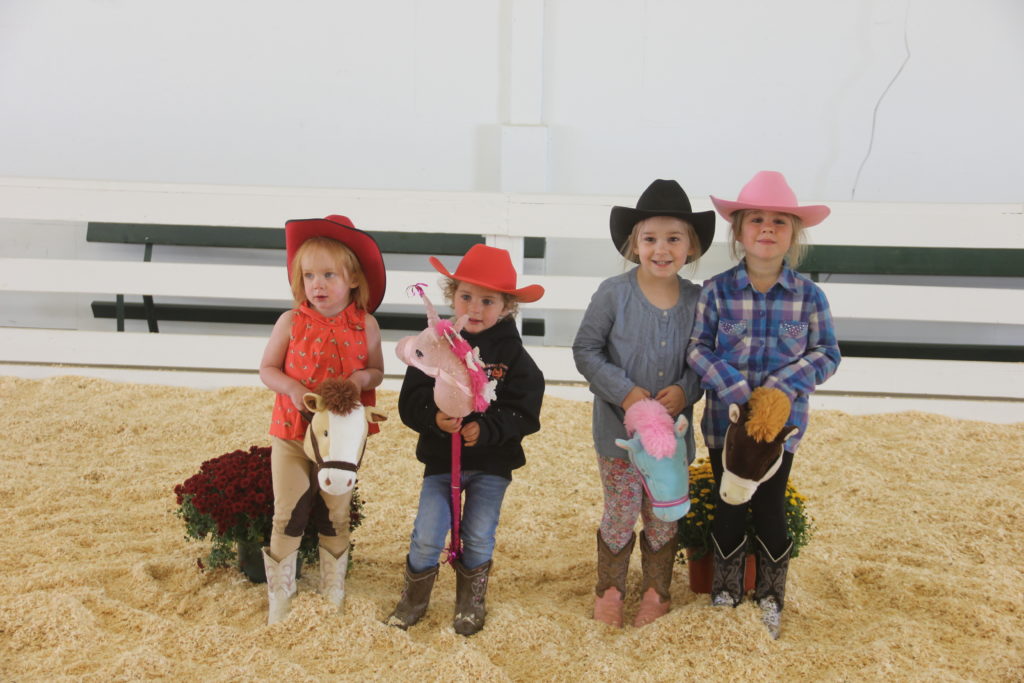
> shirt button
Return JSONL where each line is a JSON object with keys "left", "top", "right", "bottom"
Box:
{"left": 661, "top": 341, "right": 666, "bottom": 347}
{"left": 662, "top": 311, "right": 667, "bottom": 317}
{"left": 658, "top": 371, "right": 664, "bottom": 377}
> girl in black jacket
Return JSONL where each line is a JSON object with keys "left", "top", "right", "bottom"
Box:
{"left": 387, "top": 245, "right": 545, "bottom": 636}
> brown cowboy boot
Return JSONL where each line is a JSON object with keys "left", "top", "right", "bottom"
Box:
{"left": 453, "top": 559, "right": 492, "bottom": 636}
{"left": 386, "top": 556, "right": 439, "bottom": 630}
{"left": 633, "top": 531, "right": 677, "bottom": 627}
{"left": 594, "top": 530, "right": 635, "bottom": 628}
{"left": 753, "top": 535, "right": 793, "bottom": 640}
{"left": 710, "top": 533, "right": 747, "bottom": 607}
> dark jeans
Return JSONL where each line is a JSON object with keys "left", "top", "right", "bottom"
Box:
{"left": 708, "top": 447, "right": 794, "bottom": 557}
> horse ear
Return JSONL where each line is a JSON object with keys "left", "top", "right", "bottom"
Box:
{"left": 365, "top": 407, "right": 388, "bottom": 423}
{"left": 614, "top": 438, "right": 634, "bottom": 454}
{"left": 728, "top": 403, "right": 741, "bottom": 424}
{"left": 302, "top": 393, "right": 322, "bottom": 412}
{"left": 453, "top": 314, "right": 469, "bottom": 334}
{"left": 674, "top": 414, "right": 689, "bottom": 435}
{"left": 781, "top": 425, "right": 800, "bottom": 442}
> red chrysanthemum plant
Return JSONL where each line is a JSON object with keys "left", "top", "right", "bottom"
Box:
{"left": 173, "top": 445, "right": 364, "bottom": 570}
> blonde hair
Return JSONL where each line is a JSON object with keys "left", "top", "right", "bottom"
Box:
{"left": 728, "top": 209, "right": 808, "bottom": 268}
{"left": 619, "top": 217, "right": 702, "bottom": 274}
{"left": 441, "top": 277, "right": 520, "bottom": 319}
{"left": 289, "top": 236, "right": 370, "bottom": 310}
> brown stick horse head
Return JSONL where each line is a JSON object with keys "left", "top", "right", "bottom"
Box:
{"left": 719, "top": 387, "right": 799, "bottom": 506}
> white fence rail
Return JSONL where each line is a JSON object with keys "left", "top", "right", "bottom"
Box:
{"left": 1, "top": 177, "right": 1022, "bottom": 403}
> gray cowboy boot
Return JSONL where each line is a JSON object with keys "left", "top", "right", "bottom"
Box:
{"left": 710, "top": 533, "right": 747, "bottom": 607}
{"left": 453, "top": 559, "right": 492, "bottom": 636}
{"left": 319, "top": 544, "right": 349, "bottom": 609}
{"left": 753, "top": 535, "right": 794, "bottom": 640}
{"left": 594, "top": 530, "right": 636, "bottom": 627}
{"left": 386, "top": 556, "right": 439, "bottom": 630}
{"left": 262, "top": 547, "right": 299, "bottom": 625}
{"left": 634, "top": 531, "right": 677, "bottom": 627}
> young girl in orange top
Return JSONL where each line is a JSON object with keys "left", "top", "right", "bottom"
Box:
{"left": 258, "top": 215, "right": 386, "bottom": 624}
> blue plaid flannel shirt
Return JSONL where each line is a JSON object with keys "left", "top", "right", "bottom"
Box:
{"left": 686, "top": 261, "right": 841, "bottom": 452}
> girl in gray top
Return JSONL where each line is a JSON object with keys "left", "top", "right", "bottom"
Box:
{"left": 572, "top": 179, "right": 714, "bottom": 629}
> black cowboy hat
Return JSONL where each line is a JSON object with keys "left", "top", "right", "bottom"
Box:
{"left": 610, "top": 179, "right": 716, "bottom": 262}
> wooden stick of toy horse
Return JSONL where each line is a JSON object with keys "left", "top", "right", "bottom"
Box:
{"left": 394, "top": 284, "right": 496, "bottom": 560}
{"left": 301, "top": 378, "right": 387, "bottom": 496}
{"left": 720, "top": 387, "right": 797, "bottom": 505}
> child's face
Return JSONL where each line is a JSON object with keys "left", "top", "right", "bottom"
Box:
{"left": 635, "top": 216, "right": 696, "bottom": 279}
{"left": 452, "top": 282, "right": 509, "bottom": 334}
{"left": 738, "top": 210, "right": 794, "bottom": 267}
{"left": 300, "top": 247, "right": 355, "bottom": 317}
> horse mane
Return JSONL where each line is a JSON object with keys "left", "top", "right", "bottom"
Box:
{"left": 319, "top": 378, "right": 361, "bottom": 415}
{"left": 433, "top": 318, "right": 492, "bottom": 413}
{"left": 624, "top": 399, "right": 676, "bottom": 459}
{"left": 745, "top": 387, "right": 791, "bottom": 442}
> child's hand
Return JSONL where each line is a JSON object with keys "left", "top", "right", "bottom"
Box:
{"left": 436, "top": 411, "right": 463, "bottom": 434}
{"left": 289, "top": 388, "right": 309, "bottom": 413}
{"left": 655, "top": 385, "right": 686, "bottom": 416}
{"left": 460, "top": 420, "right": 480, "bottom": 447}
{"left": 621, "top": 386, "right": 652, "bottom": 412}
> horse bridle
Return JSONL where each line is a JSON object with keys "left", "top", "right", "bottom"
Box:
{"left": 301, "top": 410, "right": 363, "bottom": 476}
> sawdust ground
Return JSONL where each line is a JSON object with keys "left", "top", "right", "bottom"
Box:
{"left": 0, "top": 375, "right": 1021, "bottom": 681}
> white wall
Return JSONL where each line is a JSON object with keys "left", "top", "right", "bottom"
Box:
{"left": 1, "top": 0, "right": 1021, "bottom": 203}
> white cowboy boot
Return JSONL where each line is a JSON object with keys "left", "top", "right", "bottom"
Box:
{"left": 262, "top": 547, "right": 298, "bottom": 625}
{"left": 319, "top": 545, "right": 349, "bottom": 609}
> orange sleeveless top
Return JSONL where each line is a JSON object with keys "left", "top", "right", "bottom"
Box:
{"left": 269, "top": 302, "right": 379, "bottom": 440}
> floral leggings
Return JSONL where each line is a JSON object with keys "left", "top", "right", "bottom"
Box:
{"left": 597, "top": 456, "right": 677, "bottom": 553}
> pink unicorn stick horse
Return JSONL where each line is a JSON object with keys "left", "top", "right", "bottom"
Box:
{"left": 395, "top": 284, "right": 495, "bottom": 561}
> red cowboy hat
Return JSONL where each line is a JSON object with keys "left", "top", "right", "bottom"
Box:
{"left": 429, "top": 244, "right": 544, "bottom": 303}
{"left": 710, "top": 171, "right": 830, "bottom": 227}
{"left": 285, "top": 215, "right": 386, "bottom": 312}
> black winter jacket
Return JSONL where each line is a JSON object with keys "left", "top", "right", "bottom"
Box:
{"left": 397, "top": 316, "right": 544, "bottom": 480}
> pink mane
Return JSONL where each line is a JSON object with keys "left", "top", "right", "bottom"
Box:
{"left": 434, "top": 318, "right": 491, "bottom": 413}
{"left": 624, "top": 399, "right": 676, "bottom": 459}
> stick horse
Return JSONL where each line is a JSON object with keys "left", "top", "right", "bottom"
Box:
{"left": 301, "top": 377, "right": 388, "bottom": 496}
{"left": 614, "top": 399, "right": 693, "bottom": 521}
{"left": 719, "top": 386, "right": 798, "bottom": 506}
{"left": 394, "top": 284, "right": 496, "bottom": 561}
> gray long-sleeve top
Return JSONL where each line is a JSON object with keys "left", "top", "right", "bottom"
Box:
{"left": 572, "top": 268, "right": 704, "bottom": 460}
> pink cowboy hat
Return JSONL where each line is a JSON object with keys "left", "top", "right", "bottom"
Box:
{"left": 429, "top": 244, "right": 544, "bottom": 303}
{"left": 710, "top": 171, "right": 830, "bottom": 227}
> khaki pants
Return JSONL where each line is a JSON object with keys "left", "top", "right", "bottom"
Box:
{"left": 269, "top": 436, "right": 352, "bottom": 560}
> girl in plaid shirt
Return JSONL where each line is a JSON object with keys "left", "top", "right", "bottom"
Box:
{"left": 687, "top": 171, "right": 841, "bottom": 638}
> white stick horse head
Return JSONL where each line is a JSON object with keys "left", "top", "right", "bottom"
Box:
{"left": 302, "top": 377, "right": 387, "bottom": 496}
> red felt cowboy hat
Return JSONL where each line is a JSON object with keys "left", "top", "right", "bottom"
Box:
{"left": 285, "top": 215, "right": 387, "bottom": 312}
{"left": 710, "top": 171, "right": 830, "bottom": 227}
{"left": 610, "top": 179, "right": 716, "bottom": 262}
{"left": 429, "top": 244, "right": 544, "bottom": 303}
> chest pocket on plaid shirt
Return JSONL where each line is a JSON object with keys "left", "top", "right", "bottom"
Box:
{"left": 716, "top": 318, "right": 750, "bottom": 363}
{"left": 778, "top": 320, "right": 809, "bottom": 357}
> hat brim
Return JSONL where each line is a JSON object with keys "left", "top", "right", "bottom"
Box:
{"left": 429, "top": 256, "right": 544, "bottom": 304}
{"left": 285, "top": 217, "right": 387, "bottom": 312}
{"left": 710, "top": 197, "right": 831, "bottom": 228}
{"left": 610, "top": 207, "right": 717, "bottom": 263}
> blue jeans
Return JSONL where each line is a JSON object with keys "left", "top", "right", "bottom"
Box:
{"left": 407, "top": 470, "right": 510, "bottom": 572}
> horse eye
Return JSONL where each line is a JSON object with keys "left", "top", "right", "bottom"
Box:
{"left": 415, "top": 349, "right": 424, "bottom": 358}
{"left": 323, "top": 430, "right": 328, "bottom": 437}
